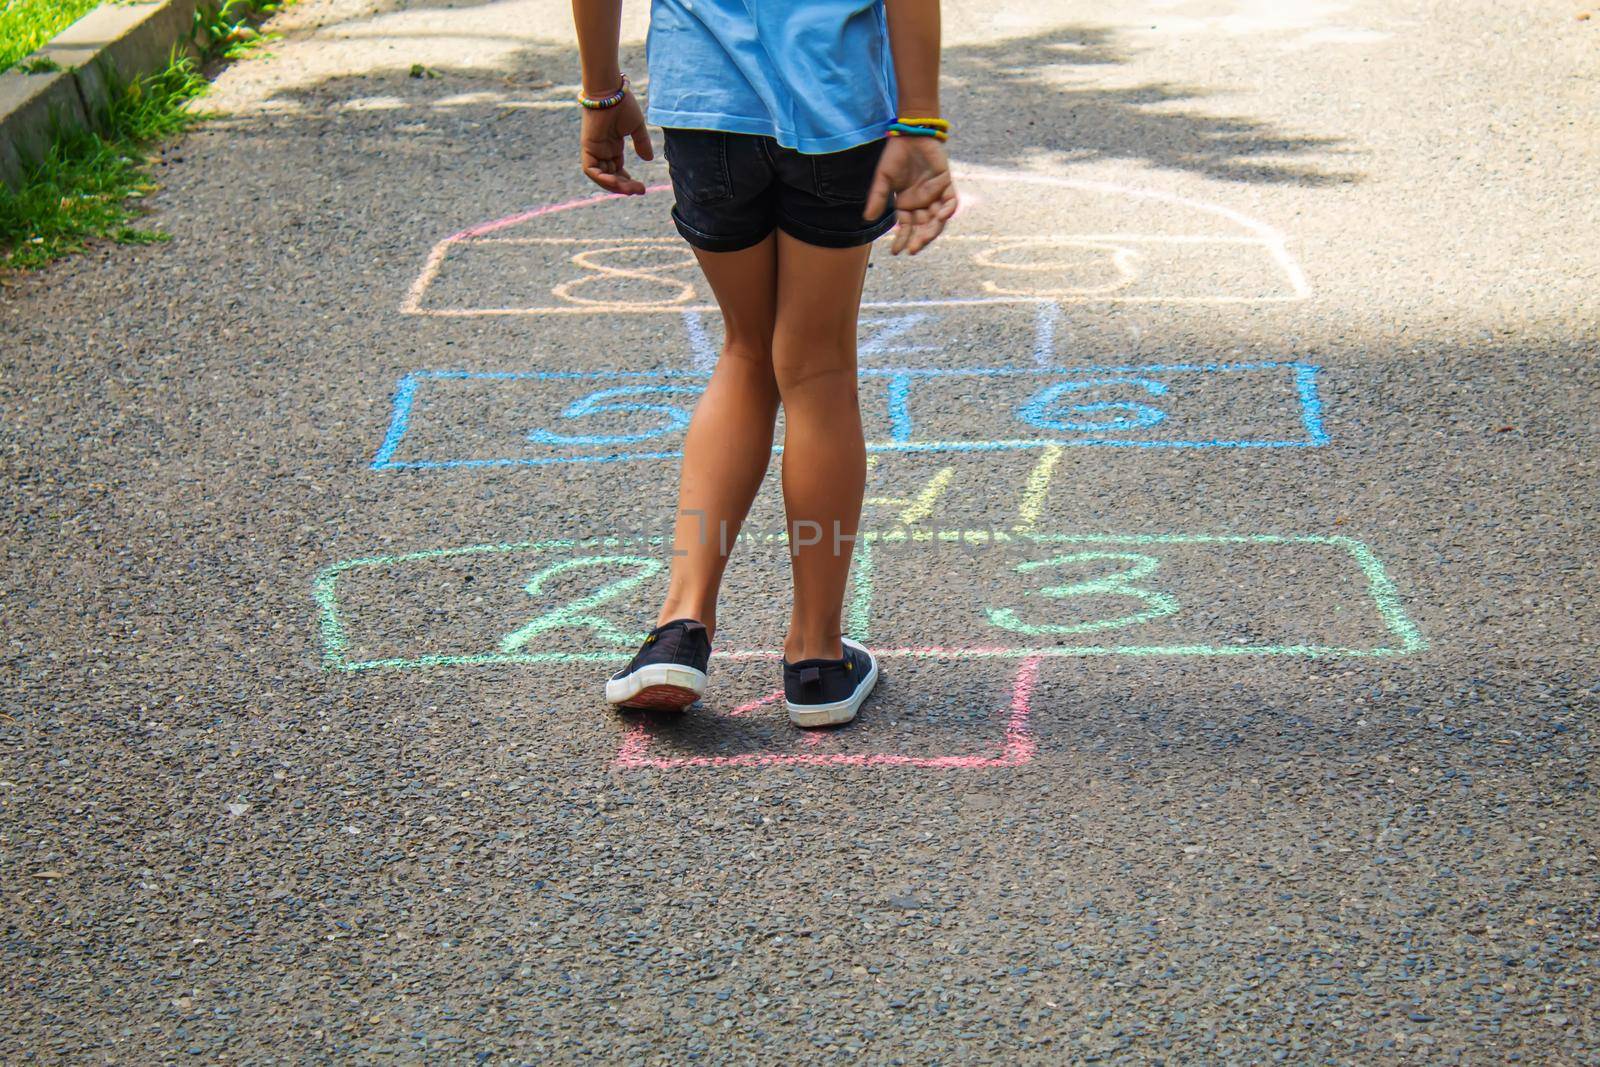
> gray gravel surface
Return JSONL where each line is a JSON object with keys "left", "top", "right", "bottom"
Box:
{"left": 2, "top": 0, "right": 1597, "bottom": 1062}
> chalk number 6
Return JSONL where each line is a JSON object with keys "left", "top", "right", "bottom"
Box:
{"left": 1017, "top": 377, "right": 1168, "bottom": 434}
{"left": 528, "top": 385, "right": 704, "bottom": 447}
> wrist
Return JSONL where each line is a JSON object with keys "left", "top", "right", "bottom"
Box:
{"left": 887, "top": 116, "right": 948, "bottom": 143}
{"left": 582, "top": 67, "right": 624, "bottom": 97}
{"left": 896, "top": 98, "right": 940, "bottom": 118}
{"left": 578, "top": 73, "right": 631, "bottom": 110}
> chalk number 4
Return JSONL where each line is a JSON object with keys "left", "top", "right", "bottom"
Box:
{"left": 986, "top": 551, "right": 1179, "bottom": 636}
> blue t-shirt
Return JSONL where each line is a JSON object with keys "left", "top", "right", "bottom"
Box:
{"left": 645, "top": 0, "right": 897, "bottom": 155}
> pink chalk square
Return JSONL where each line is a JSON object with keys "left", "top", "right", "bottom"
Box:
{"left": 614, "top": 656, "right": 1041, "bottom": 770}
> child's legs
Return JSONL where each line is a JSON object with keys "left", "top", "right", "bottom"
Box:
{"left": 656, "top": 234, "right": 780, "bottom": 636}
{"left": 771, "top": 231, "right": 872, "bottom": 662}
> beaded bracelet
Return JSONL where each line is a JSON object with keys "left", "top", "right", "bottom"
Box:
{"left": 887, "top": 117, "right": 950, "bottom": 142}
{"left": 578, "top": 74, "right": 629, "bottom": 110}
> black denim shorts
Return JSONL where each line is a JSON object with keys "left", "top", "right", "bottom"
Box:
{"left": 662, "top": 128, "right": 896, "bottom": 252}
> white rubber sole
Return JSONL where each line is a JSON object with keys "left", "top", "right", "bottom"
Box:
{"left": 605, "top": 663, "right": 707, "bottom": 711}
{"left": 786, "top": 639, "right": 878, "bottom": 728}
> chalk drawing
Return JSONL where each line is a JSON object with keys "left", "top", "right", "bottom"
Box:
{"left": 681, "top": 308, "right": 954, "bottom": 372}
{"left": 370, "top": 361, "right": 1328, "bottom": 470}
{"left": 1013, "top": 446, "right": 1064, "bottom": 533}
{"left": 864, "top": 466, "right": 957, "bottom": 527}
{"left": 498, "top": 556, "right": 661, "bottom": 652}
{"left": 613, "top": 657, "right": 1040, "bottom": 770}
{"left": 725, "top": 689, "right": 824, "bottom": 748}
{"left": 401, "top": 166, "right": 1311, "bottom": 316}
{"left": 971, "top": 240, "right": 1139, "bottom": 297}
{"left": 1032, "top": 302, "right": 1062, "bottom": 367}
{"left": 313, "top": 532, "right": 1425, "bottom": 673}
{"left": 858, "top": 313, "right": 942, "bottom": 361}
{"left": 1015, "top": 377, "right": 1169, "bottom": 433}
{"left": 548, "top": 244, "right": 699, "bottom": 307}
{"left": 524, "top": 385, "right": 702, "bottom": 447}
{"left": 683, "top": 310, "right": 717, "bottom": 372}
{"left": 984, "top": 552, "right": 1181, "bottom": 636}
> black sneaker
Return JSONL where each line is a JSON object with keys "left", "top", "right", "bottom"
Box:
{"left": 605, "top": 619, "right": 711, "bottom": 711}
{"left": 783, "top": 638, "right": 879, "bottom": 727}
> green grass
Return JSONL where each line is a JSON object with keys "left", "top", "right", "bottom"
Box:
{"left": 0, "top": 1, "right": 288, "bottom": 271}
{"left": 0, "top": 59, "right": 208, "bottom": 269}
{"left": 0, "top": 0, "right": 104, "bottom": 73}
{"left": 201, "top": 0, "right": 280, "bottom": 61}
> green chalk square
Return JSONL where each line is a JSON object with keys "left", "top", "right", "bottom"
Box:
{"left": 314, "top": 536, "right": 667, "bottom": 672}
{"left": 313, "top": 532, "right": 1425, "bottom": 673}
{"left": 851, "top": 531, "right": 1426, "bottom": 659}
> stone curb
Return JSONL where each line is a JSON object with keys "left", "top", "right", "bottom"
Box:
{"left": 0, "top": 0, "right": 236, "bottom": 190}
{"left": 0, "top": 67, "right": 88, "bottom": 191}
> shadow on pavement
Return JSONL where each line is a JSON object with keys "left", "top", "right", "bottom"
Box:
{"left": 244, "top": 24, "right": 1359, "bottom": 187}
{"left": 943, "top": 29, "right": 1359, "bottom": 185}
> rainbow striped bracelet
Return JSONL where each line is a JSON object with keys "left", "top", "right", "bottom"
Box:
{"left": 578, "top": 75, "right": 629, "bottom": 110}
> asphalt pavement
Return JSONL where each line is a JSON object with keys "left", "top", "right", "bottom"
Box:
{"left": 2, "top": 0, "right": 1597, "bottom": 1061}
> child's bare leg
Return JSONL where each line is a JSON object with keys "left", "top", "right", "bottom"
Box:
{"left": 771, "top": 231, "right": 873, "bottom": 662}
{"left": 656, "top": 234, "right": 780, "bottom": 636}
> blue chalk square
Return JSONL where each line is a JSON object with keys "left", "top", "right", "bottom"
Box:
{"left": 370, "top": 361, "right": 1327, "bottom": 471}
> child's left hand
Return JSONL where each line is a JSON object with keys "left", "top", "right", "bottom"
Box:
{"left": 865, "top": 136, "right": 958, "bottom": 255}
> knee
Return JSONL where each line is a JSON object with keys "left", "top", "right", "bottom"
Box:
{"left": 715, "top": 335, "right": 779, "bottom": 399}
{"left": 772, "top": 339, "right": 857, "bottom": 397}
{"left": 719, "top": 334, "right": 772, "bottom": 370}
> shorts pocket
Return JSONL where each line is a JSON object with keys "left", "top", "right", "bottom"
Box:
{"left": 810, "top": 138, "right": 887, "bottom": 205}
{"left": 664, "top": 129, "right": 733, "bottom": 205}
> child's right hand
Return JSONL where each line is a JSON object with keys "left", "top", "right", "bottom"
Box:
{"left": 579, "top": 90, "right": 655, "bottom": 196}
{"left": 865, "top": 136, "right": 958, "bottom": 255}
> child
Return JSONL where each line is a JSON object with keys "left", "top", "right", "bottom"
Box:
{"left": 573, "top": 0, "right": 957, "bottom": 726}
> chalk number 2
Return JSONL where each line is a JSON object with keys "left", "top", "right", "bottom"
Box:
{"left": 499, "top": 556, "right": 661, "bottom": 653}
{"left": 986, "top": 551, "right": 1179, "bottom": 636}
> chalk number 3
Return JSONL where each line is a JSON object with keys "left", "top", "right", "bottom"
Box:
{"left": 986, "top": 551, "right": 1179, "bottom": 636}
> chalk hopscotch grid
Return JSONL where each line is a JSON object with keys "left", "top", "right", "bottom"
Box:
{"left": 411, "top": 236, "right": 1306, "bottom": 315}
{"left": 312, "top": 532, "right": 1425, "bottom": 673}
{"left": 369, "top": 362, "right": 1330, "bottom": 471}
{"left": 399, "top": 169, "right": 1313, "bottom": 316}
